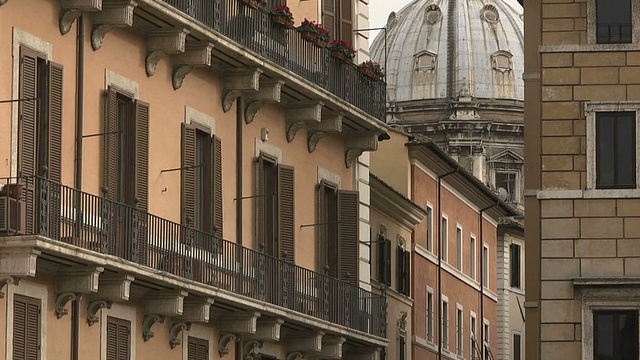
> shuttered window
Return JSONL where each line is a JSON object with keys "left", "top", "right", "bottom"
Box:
{"left": 13, "top": 294, "right": 41, "bottom": 360}
{"left": 106, "top": 316, "right": 130, "bottom": 360}
{"left": 255, "top": 154, "right": 294, "bottom": 261}
{"left": 397, "top": 246, "right": 410, "bottom": 296}
{"left": 321, "top": 0, "right": 353, "bottom": 42}
{"left": 187, "top": 336, "right": 209, "bottom": 360}
{"left": 181, "top": 124, "right": 223, "bottom": 250}
{"left": 376, "top": 234, "right": 391, "bottom": 286}
{"left": 338, "top": 190, "right": 358, "bottom": 283}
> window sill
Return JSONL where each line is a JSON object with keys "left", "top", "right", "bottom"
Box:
{"left": 584, "top": 189, "right": 640, "bottom": 198}
{"left": 540, "top": 42, "right": 640, "bottom": 53}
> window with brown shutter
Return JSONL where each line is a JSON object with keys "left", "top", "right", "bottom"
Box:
{"left": 338, "top": 190, "right": 359, "bottom": 283}
{"left": 397, "top": 246, "right": 410, "bottom": 296}
{"left": 321, "top": 0, "right": 353, "bottom": 43}
{"left": 106, "top": 316, "right": 130, "bottom": 360}
{"left": 376, "top": 234, "right": 391, "bottom": 286}
{"left": 13, "top": 294, "right": 41, "bottom": 360}
{"left": 187, "top": 336, "right": 209, "bottom": 360}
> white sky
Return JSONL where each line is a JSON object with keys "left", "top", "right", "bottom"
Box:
{"left": 367, "top": 0, "right": 415, "bottom": 42}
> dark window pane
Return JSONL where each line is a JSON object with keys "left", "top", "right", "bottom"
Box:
{"left": 596, "top": 112, "right": 636, "bottom": 189}
{"left": 596, "top": 0, "right": 632, "bottom": 43}
{"left": 514, "top": 333, "right": 521, "bottom": 360}
{"left": 594, "top": 310, "right": 638, "bottom": 360}
{"left": 617, "top": 115, "right": 636, "bottom": 186}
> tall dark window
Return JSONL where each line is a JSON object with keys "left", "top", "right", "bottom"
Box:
{"left": 377, "top": 234, "right": 391, "bottom": 286}
{"left": 510, "top": 243, "right": 521, "bottom": 289}
{"left": 399, "top": 335, "right": 406, "bottom": 360}
{"left": 396, "top": 245, "right": 410, "bottom": 296}
{"left": 106, "top": 316, "right": 130, "bottom": 360}
{"left": 596, "top": 112, "right": 636, "bottom": 189}
{"left": 187, "top": 336, "right": 208, "bottom": 360}
{"left": 321, "top": 0, "right": 353, "bottom": 42}
{"left": 495, "top": 172, "right": 516, "bottom": 201}
{"left": 596, "top": 0, "right": 632, "bottom": 44}
{"left": 513, "top": 333, "right": 521, "bottom": 360}
{"left": 426, "top": 205, "right": 433, "bottom": 251}
{"left": 593, "top": 310, "right": 638, "bottom": 360}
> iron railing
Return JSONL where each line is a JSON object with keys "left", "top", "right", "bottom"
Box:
{"left": 0, "top": 176, "right": 387, "bottom": 337}
{"left": 161, "top": 0, "right": 386, "bottom": 122}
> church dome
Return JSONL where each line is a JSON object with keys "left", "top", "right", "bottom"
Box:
{"left": 370, "top": 0, "right": 524, "bottom": 103}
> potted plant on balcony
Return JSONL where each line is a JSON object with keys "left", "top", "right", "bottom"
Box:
{"left": 314, "top": 24, "right": 330, "bottom": 47}
{"left": 328, "top": 39, "right": 356, "bottom": 63}
{"left": 271, "top": 5, "right": 295, "bottom": 29}
{"left": 298, "top": 18, "right": 320, "bottom": 43}
{"left": 239, "top": 0, "right": 266, "bottom": 10}
{"left": 358, "top": 60, "right": 384, "bottom": 81}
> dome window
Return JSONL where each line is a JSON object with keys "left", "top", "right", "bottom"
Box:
{"left": 415, "top": 51, "right": 437, "bottom": 71}
{"left": 480, "top": 4, "right": 500, "bottom": 24}
{"left": 491, "top": 50, "right": 513, "bottom": 72}
{"left": 425, "top": 4, "right": 442, "bottom": 24}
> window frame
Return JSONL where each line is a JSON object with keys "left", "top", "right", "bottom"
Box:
{"left": 426, "top": 287, "right": 435, "bottom": 343}
{"left": 6, "top": 280, "right": 48, "bottom": 360}
{"left": 456, "top": 225, "right": 463, "bottom": 271}
{"left": 441, "top": 214, "right": 449, "bottom": 263}
{"left": 587, "top": 0, "right": 640, "bottom": 48}
{"left": 513, "top": 332, "right": 522, "bottom": 360}
{"left": 442, "top": 296, "right": 449, "bottom": 350}
{"left": 456, "top": 304, "right": 464, "bottom": 356}
{"left": 510, "top": 242, "right": 522, "bottom": 289}
{"left": 482, "top": 244, "right": 490, "bottom": 289}
{"left": 586, "top": 102, "right": 640, "bottom": 196}
{"left": 100, "top": 303, "right": 136, "bottom": 360}
{"left": 426, "top": 203, "right": 433, "bottom": 252}
{"left": 470, "top": 235, "right": 477, "bottom": 280}
{"left": 470, "top": 312, "right": 477, "bottom": 360}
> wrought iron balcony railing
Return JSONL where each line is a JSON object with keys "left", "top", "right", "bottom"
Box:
{"left": 161, "top": 0, "right": 387, "bottom": 122}
{"left": 0, "top": 176, "right": 387, "bottom": 337}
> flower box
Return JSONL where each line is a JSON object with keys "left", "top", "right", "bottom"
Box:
{"left": 328, "top": 40, "right": 356, "bottom": 63}
{"left": 312, "top": 37, "right": 327, "bottom": 48}
{"left": 358, "top": 66, "right": 382, "bottom": 81}
{"left": 301, "top": 31, "right": 316, "bottom": 42}
{"left": 331, "top": 50, "right": 347, "bottom": 62}
{"left": 272, "top": 14, "right": 295, "bottom": 29}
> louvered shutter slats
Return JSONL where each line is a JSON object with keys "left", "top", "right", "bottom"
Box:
{"left": 322, "top": 0, "right": 336, "bottom": 40}
{"left": 255, "top": 155, "right": 265, "bottom": 247}
{"left": 338, "top": 190, "right": 358, "bottom": 283}
{"left": 14, "top": 295, "right": 41, "bottom": 360}
{"left": 19, "top": 51, "right": 37, "bottom": 178}
{"left": 339, "top": 0, "right": 353, "bottom": 43}
{"left": 188, "top": 337, "right": 209, "bottom": 360}
{"left": 135, "top": 101, "right": 149, "bottom": 211}
{"left": 384, "top": 240, "right": 391, "bottom": 286}
{"left": 104, "top": 87, "right": 119, "bottom": 202}
{"left": 48, "top": 62, "right": 63, "bottom": 184}
{"left": 118, "top": 322, "right": 130, "bottom": 360}
{"left": 107, "top": 317, "right": 130, "bottom": 360}
{"left": 26, "top": 302, "right": 40, "bottom": 360}
{"left": 212, "top": 136, "right": 223, "bottom": 237}
{"left": 181, "top": 124, "right": 197, "bottom": 227}
{"left": 106, "top": 322, "right": 118, "bottom": 360}
{"left": 13, "top": 298, "right": 26, "bottom": 360}
{"left": 278, "top": 165, "right": 294, "bottom": 261}
{"left": 317, "top": 183, "right": 327, "bottom": 272}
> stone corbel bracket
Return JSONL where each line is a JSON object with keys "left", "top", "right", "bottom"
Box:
{"left": 0, "top": 247, "right": 41, "bottom": 278}
{"left": 222, "top": 68, "right": 263, "bottom": 112}
{"left": 344, "top": 134, "right": 378, "bottom": 168}
{"left": 144, "top": 290, "right": 188, "bottom": 316}
{"left": 169, "top": 321, "right": 192, "bottom": 349}
{"left": 285, "top": 101, "right": 324, "bottom": 143}
{"left": 287, "top": 331, "right": 324, "bottom": 354}
{"left": 91, "top": 0, "right": 138, "bottom": 51}
{"left": 218, "top": 333, "right": 239, "bottom": 358}
{"left": 219, "top": 311, "right": 261, "bottom": 334}
{"left": 59, "top": 0, "right": 102, "bottom": 35}
{"left": 245, "top": 318, "right": 284, "bottom": 342}
{"left": 55, "top": 266, "right": 104, "bottom": 318}
{"left": 244, "top": 80, "right": 285, "bottom": 124}
{"left": 316, "top": 336, "right": 346, "bottom": 359}
{"left": 0, "top": 276, "right": 20, "bottom": 298}
{"left": 87, "top": 299, "right": 113, "bottom": 326}
{"left": 171, "top": 42, "right": 214, "bottom": 90}
{"left": 142, "top": 314, "right": 166, "bottom": 341}
{"left": 177, "top": 297, "right": 215, "bottom": 323}
{"left": 92, "top": 274, "right": 134, "bottom": 302}
{"left": 307, "top": 112, "right": 343, "bottom": 153}
{"left": 145, "top": 28, "right": 190, "bottom": 77}
{"left": 243, "top": 339, "right": 264, "bottom": 359}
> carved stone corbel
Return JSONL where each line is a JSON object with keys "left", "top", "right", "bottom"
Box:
{"left": 222, "top": 68, "right": 263, "bottom": 112}
{"left": 55, "top": 292, "right": 78, "bottom": 319}
{"left": 145, "top": 28, "right": 189, "bottom": 77}
{"left": 178, "top": 297, "right": 214, "bottom": 323}
{"left": 316, "top": 336, "right": 346, "bottom": 359}
{"left": 245, "top": 318, "right": 284, "bottom": 342}
{"left": 344, "top": 134, "right": 378, "bottom": 168}
{"left": 87, "top": 299, "right": 112, "bottom": 326}
{"left": 59, "top": 0, "right": 102, "bottom": 35}
{"left": 91, "top": 0, "right": 138, "bottom": 51}
{"left": 0, "top": 247, "right": 40, "bottom": 277}
{"left": 244, "top": 80, "right": 285, "bottom": 124}
{"left": 142, "top": 314, "right": 166, "bottom": 341}
{"left": 287, "top": 331, "right": 324, "bottom": 353}
{"left": 92, "top": 274, "right": 134, "bottom": 302}
{"left": 169, "top": 322, "right": 191, "bottom": 349}
{"left": 307, "top": 112, "right": 343, "bottom": 152}
{"left": 219, "top": 311, "right": 260, "bottom": 334}
{"left": 144, "top": 290, "right": 187, "bottom": 316}
{"left": 242, "top": 339, "right": 263, "bottom": 359}
{"left": 171, "top": 42, "right": 214, "bottom": 90}
{"left": 57, "top": 267, "right": 104, "bottom": 294}
{"left": 285, "top": 101, "right": 324, "bottom": 142}
{"left": 218, "top": 333, "right": 238, "bottom": 358}
{"left": 0, "top": 276, "right": 20, "bottom": 298}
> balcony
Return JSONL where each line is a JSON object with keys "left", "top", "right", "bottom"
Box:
{"left": 0, "top": 176, "right": 387, "bottom": 338}
{"left": 155, "top": 0, "right": 386, "bottom": 122}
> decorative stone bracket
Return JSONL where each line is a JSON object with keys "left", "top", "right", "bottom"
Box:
{"left": 243, "top": 339, "right": 264, "bottom": 359}
{"left": 0, "top": 276, "right": 20, "bottom": 298}
{"left": 144, "top": 290, "right": 187, "bottom": 316}
{"left": 171, "top": 42, "right": 214, "bottom": 90}
{"left": 56, "top": 292, "right": 79, "bottom": 319}
{"left": 59, "top": 0, "right": 102, "bottom": 35}
{"left": 169, "top": 321, "right": 191, "bottom": 349}
{"left": 219, "top": 311, "right": 261, "bottom": 333}
{"left": 222, "top": 68, "right": 263, "bottom": 112}
{"left": 344, "top": 134, "right": 378, "bottom": 168}
{"left": 315, "top": 336, "right": 346, "bottom": 359}
{"left": 93, "top": 274, "right": 134, "bottom": 302}
{"left": 145, "top": 28, "right": 189, "bottom": 77}
{"left": 87, "top": 299, "right": 113, "bottom": 326}
{"left": 244, "top": 80, "right": 285, "bottom": 124}
{"left": 0, "top": 247, "right": 41, "bottom": 278}
{"left": 307, "top": 112, "right": 343, "bottom": 153}
{"left": 142, "top": 314, "right": 166, "bottom": 341}
{"left": 55, "top": 266, "right": 104, "bottom": 318}
{"left": 91, "top": 0, "right": 138, "bottom": 51}
{"left": 218, "top": 333, "right": 238, "bottom": 358}
{"left": 177, "top": 297, "right": 214, "bottom": 323}
{"left": 245, "top": 318, "right": 284, "bottom": 342}
{"left": 287, "top": 331, "right": 324, "bottom": 354}
{"left": 285, "top": 101, "right": 324, "bottom": 142}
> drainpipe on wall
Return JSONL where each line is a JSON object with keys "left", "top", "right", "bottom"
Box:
{"left": 437, "top": 168, "right": 457, "bottom": 360}
{"left": 72, "top": 14, "right": 85, "bottom": 360}
{"left": 236, "top": 95, "right": 243, "bottom": 248}
{"left": 479, "top": 202, "right": 499, "bottom": 360}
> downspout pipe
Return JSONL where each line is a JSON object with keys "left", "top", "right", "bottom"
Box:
{"left": 72, "top": 15, "right": 85, "bottom": 360}
{"left": 479, "top": 202, "right": 499, "bottom": 360}
{"left": 236, "top": 96, "right": 243, "bottom": 248}
{"left": 437, "top": 168, "right": 457, "bottom": 360}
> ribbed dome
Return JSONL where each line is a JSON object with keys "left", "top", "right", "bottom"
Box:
{"left": 371, "top": 0, "right": 524, "bottom": 102}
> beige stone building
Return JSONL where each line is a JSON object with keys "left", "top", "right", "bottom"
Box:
{"left": 0, "top": 0, "right": 391, "bottom": 359}
{"left": 525, "top": 0, "right": 640, "bottom": 359}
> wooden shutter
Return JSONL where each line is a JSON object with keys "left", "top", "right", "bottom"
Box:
{"left": 317, "top": 183, "right": 327, "bottom": 272}
{"left": 338, "top": 190, "right": 358, "bottom": 283}
{"left": 255, "top": 155, "right": 265, "bottom": 248}
{"left": 278, "top": 165, "right": 294, "bottom": 261}
{"left": 188, "top": 337, "right": 209, "bottom": 360}
{"left": 47, "top": 62, "right": 63, "bottom": 184}
{"left": 134, "top": 101, "right": 149, "bottom": 211}
{"left": 322, "top": 0, "right": 336, "bottom": 40}
{"left": 212, "top": 136, "right": 223, "bottom": 236}
{"left": 18, "top": 49, "right": 38, "bottom": 178}
{"left": 339, "top": 0, "right": 353, "bottom": 43}
{"left": 104, "top": 87, "right": 119, "bottom": 202}
{"left": 397, "top": 246, "right": 404, "bottom": 292}
{"left": 13, "top": 294, "right": 41, "bottom": 360}
{"left": 107, "top": 316, "right": 131, "bottom": 360}
{"left": 181, "top": 123, "right": 197, "bottom": 226}
{"left": 404, "top": 251, "right": 410, "bottom": 295}
{"left": 384, "top": 239, "right": 391, "bottom": 286}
